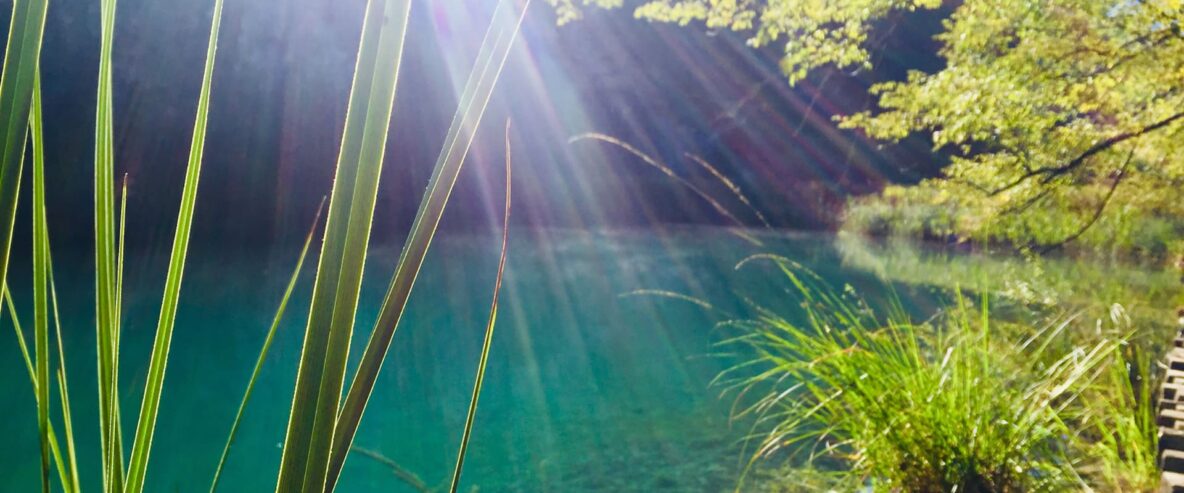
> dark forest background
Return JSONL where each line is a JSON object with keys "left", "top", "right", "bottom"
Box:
{"left": 5, "top": 0, "right": 949, "bottom": 256}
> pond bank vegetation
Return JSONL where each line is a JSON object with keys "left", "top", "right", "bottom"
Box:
{"left": 720, "top": 258, "right": 1162, "bottom": 492}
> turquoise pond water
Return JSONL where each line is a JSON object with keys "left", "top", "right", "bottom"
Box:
{"left": 0, "top": 228, "right": 1173, "bottom": 491}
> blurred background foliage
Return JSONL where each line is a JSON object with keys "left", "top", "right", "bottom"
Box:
{"left": 551, "top": 0, "right": 1184, "bottom": 258}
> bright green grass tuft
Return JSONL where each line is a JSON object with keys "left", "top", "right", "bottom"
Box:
{"left": 1078, "top": 340, "right": 1160, "bottom": 492}
{"left": 723, "top": 258, "right": 1125, "bottom": 492}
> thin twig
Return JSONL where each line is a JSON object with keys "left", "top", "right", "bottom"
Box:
{"left": 988, "top": 110, "right": 1184, "bottom": 196}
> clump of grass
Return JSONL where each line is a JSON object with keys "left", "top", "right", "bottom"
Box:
{"left": 722, "top": 257, "right": 1121, "bottom": 492}
{"left": 1077, "top": 338, "right": 1160, "bottom": 492}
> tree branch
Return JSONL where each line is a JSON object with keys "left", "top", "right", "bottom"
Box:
{"left": 987, "top": 109, "right": 1184, "bottom": 196}
{"left": 1037, "top": 148, "right": 1135, "bottom": 254}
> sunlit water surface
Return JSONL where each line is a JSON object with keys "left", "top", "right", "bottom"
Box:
{"left": 0, "top": 228, "right": 1174, "bottom": 491}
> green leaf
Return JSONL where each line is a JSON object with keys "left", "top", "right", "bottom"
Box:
{"left": 0, "top": 4, "right": 51, "bottom": 484}
{"left": 93, "top": 0, "right": 122, "bottom": 487}
{"left": 210, "top": 198, "right": 325, "bottom": 493}
{"left": 123, "top": 0, "right": 226, "bottom": 490}
{"left": 30, "top": 66, "right": 50, "bottom": 493}
{"left": 448, "top": 120, "right": 513, "bottom": 493}
{"left": 0, "top": 0, "right": 49, "bottom": 311}
{"left": 50, "top": 267, "right": 80, "bottom": 493}
{"left": 3, "top": 286, "right": 71, "bottom": 492}
{"left": 326, "top": 1, "right": 531, "bottom": 488}
{"left": 275, "top": 1, "right": 413, "bottom": 490}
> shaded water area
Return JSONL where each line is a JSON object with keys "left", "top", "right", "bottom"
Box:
{"left": 1, "top": 228, "right": 1176, "bottom": 491}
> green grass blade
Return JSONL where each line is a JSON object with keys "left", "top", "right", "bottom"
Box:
{"left": 94, "top": 0, "right": 122, "bottom": 487}
{"left": 297, "top": 0, "right": 411, "bottom": 487}
{"left": 30, "top": 66, "right": 50, "bottom": 493}
{"left": 6, "top": 287, "right": 35, "bottom": 394}
{"left": 50, "top": 268, "right": 80, "bottom": 493}
{"left": 112, "top": 172, "right": 127, "bottom": 486}
{"left": 116, "top": 173, "right": 126, "bottom": 343}
{"left": 0, "top": 5, "right": 51, "bottom": 483}
{"left": 123, "top": 0, "right": 225, "bottom": 490}
{"left": 4, "top": 286, "right": 71, "bottom": 491}
{"left": 110, "top": 176, "right": 127, "bottom": 484}
{"left": 210, "top": 198, "right": 325, "bottom": 493}
{"left": 0, "top": 0, "right": 49, "bottom": 327}
{"left": 447, "top": 120, "right": 513, "bottom": 493}
{"left": 274, "top": 1, "right": 411, "bottom": 491}
{"left": 55, "top": 369, "right": 77, "bottom": 493}
{"left": 326, "top": 2, "right": 530, "bottom": 486}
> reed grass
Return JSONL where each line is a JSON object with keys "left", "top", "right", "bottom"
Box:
{"left": 31, "top": 65, "right": 51, "bottom": 493}
{"left": 93, "top": 0, "right": 123, "bottom": 486}
{"left": 4, "top": 0, "right": 526, "bottom": 490}
{"left": 50, "top": 268, "right": 81, "bottom": 493}
{"left": 123, "top": 0, "right": 225, "bottom": 490}
{"left": 447, "top": 120, "right": 514, "bottom": 493}
{"left": 325, "top": 1, "right": 530, "bottom": 487}
{"left": 209, "top": 198, "right": 325, "bottom": 493}
{"left": 0, "top": 0, "right": 48, "bottom": 295}
{"left": 4, "top": 287, "right": 72, "bottom": 490}
{"left": 273, "top": 0, "right": 414, "bottom": 488}
{"left": 0, "top": 2, "right": 50, "bottom": 485}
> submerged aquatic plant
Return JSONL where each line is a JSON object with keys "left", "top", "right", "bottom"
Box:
{"left": 721, "top": 257, "right": 1121, "bottom": 492}
{"left": 2, "top": 0, "right": 527, "bottom": 491}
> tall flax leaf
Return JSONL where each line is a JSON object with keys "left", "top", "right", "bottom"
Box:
{"left": 111, "top": 174, "right": 128, "bottom": 471}
{"left": 448, "top": 121, "right": 513, "bottom": 493}
{"left": 6, "top": 79, "right": 79, "bottom": 488}
{"left": 326, "top": 1, "right": 531, "bottom": 487}
{"left": 0, "top": 0, "right": 49, "bottom": 306}
{"left": 3, "top": 287, "right": 71, "bottom": 490}
{"left": 93, "top": 0, "right": 122, "bottom": 487}
{"left": 275, "top": 1, "right": 412, "bottom": 490}
{"left": 1, "top": 11, "right": 50, "bottom": 478}
{"left": 30, "top": 68, "right": 51, "bottom": 493}
{"left": 123, "top": 0, "right": 225, "bottom": 490}
{"left": 50, "top": 270, "right": 80, "bottom": 493}
{"left": 116, "top": 174, "right": 126, "bottom": 342}
{"left": 210, "top": 198, "right": 325, "bottom": 493}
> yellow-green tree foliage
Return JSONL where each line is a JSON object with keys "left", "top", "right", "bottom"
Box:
{"left": 553, "top": 0, "right": 1184, "bottom": 250}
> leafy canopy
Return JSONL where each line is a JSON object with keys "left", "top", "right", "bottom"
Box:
{"left": 550, "top": 0, "right": 1184, "bottom": 250}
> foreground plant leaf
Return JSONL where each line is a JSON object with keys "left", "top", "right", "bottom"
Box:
{"left": 0, "top": 0, "right": 49, "bottom": 305}
{"left": 30, "top": 68, "right": 51, "bottom": 493}
{"left": 93, "top": 0, "right": 122, "bottom": 487}
{"left": 210, "top": 198, "right": 325, "bottom": 493}
{"left": 14, "top": 72, "right": 79, "bottom": 492}
{"left": 124, "top": 0, "right": 226, "bottom": 490}
{"left": 326, "top": 1, "right": 531, "bottom": 488}
{"left": 275, "top": 1, "right": 412, "bottom": 491}
{"left": 448, "top": 120, "right": 513, "bottom": 493}
{"left": 49, "top": 269, "right": 80, "bottom": 493}
{"left": 3, "top": 287, "right": 70, "bottom": 491}
{"left": 0, "top": 1, "right": 51, "bottom": 484}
